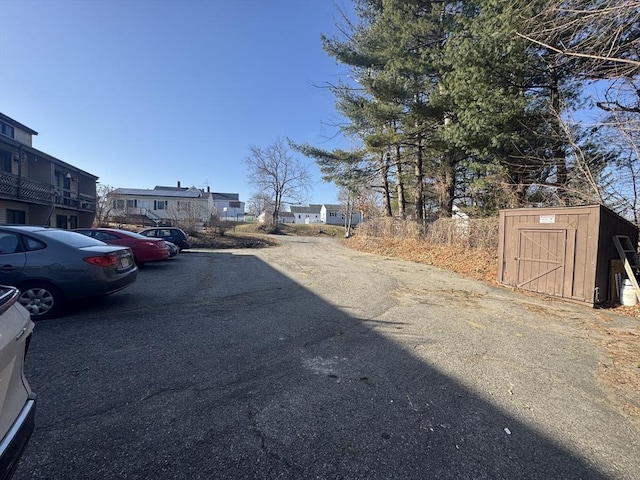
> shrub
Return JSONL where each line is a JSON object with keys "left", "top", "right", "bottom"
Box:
{"left": 357, "top": 217, "right": 499, "bottom": 253}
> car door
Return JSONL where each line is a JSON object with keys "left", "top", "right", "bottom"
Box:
{"left": 0, "top": 232, "right": 27, "bottom": 286}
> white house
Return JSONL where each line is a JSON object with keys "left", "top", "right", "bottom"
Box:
{"left": 109, "top": 182, "right": 244, "bottom": 226}
{"left": 321, "top": 204, "right": 362, "bottom": 226}
{"left": 290, "top": 204, "right": 323, "bottom": 224}
{"left": 257, "top": 210, "right": 294, "bottom": 224}
{"left": 211, "top": 192, "right": 245, "bottom": 222}
{"left": 258, "top": 204, "right": 362, "bottom": 227}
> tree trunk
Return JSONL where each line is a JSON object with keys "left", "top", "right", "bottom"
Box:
{"left": 271, "top": 191, "right": 281, "bottom": 227}
{"left": 439, "top": 151, "right": 456, "bottom": 217}
{"left": 344, "top": 192, "right": 354, "bottom": 238}
{"left": 394, "top": 144, "right": 407, "bottom": 219}
{"left": 549, "top": 64, "right": 568, "bottom": 204}
{"left": 413, "top": 137, "right": 425, "bottom": 222}
{"left": 380, "top": 152, "right": 393, "bottom": 217}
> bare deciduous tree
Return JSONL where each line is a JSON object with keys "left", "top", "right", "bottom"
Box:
{"left": 517, "top": 0, "right": 640, "bottom": 81}
{"left": 246, "top": 192, "right": 274, "bottom": 218}
{"left": 516, "top": 0, "right": 639, "bottom": 222}
{"left": 597, "top": 105, "right": 640, "bottom": 223}
{"left": 94, "top": 183, "right": 115, "bottom": 226}
{"left": 244, "top": 138, "right": 311, "bottom": 230}
{"left": 167, "top": 201, "right": 211, "bottom": 234}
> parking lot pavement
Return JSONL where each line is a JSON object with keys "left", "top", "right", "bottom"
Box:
{"left": 15, "top": 238, "right": 640, "bottom": 479}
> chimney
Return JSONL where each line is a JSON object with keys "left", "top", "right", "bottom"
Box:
{"left": 177, "top": 181, "right": 181, "bottom": 188}
{"left": 207, "top": 186, "right": 210, "bottom": 193}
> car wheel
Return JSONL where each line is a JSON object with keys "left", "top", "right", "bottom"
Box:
{"left": 18, "top": 282, "right": 63, "bottom": 319}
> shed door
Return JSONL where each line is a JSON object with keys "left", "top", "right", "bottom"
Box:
{"left": 516, "top": 228, "right": 575, "bottom": 297}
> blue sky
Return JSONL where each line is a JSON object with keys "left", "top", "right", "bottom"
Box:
{"left": 0, "top": 0, "right": 354, "bottom": 205}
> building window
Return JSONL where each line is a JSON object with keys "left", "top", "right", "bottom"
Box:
{"left": 55, "top": 171, "right": 71, "bottom": 190}
{"left": 329, "top": 212, "right": 337, "bottom": 217}
{"left": 154, "top": 200, "right": 167, "bottom": 210}
{"left": 6, "top": 210, "right": 25, "bottom": 224}
{"left": 0, "top": 150, "right": 11, "bottom": 173}
{"left": 126, "top": 199, "right": 136, "bottom": 208}
{"left": 0, "top": 122, "right": 14, "bottom": 139}
{"left": 114, "top": 199, "right": 125, "bottom": 209}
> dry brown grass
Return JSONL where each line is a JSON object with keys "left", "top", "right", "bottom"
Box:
{"left": 351, "top": 217, "right": 499, "bottom": 283}
{"left": 188, "top": 222, "right": 347, "bottom": 248}
{"left": 345, "top": 236, "right": 498, "bottom": 283}
{"left": 356, "top": 216, "right": 499, "bottom": 251}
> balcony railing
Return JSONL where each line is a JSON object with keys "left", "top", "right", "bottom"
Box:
{"left": 0, "top": 172, "right": 96, "bottom": 212}
{"left": 0, "top": 172, "right": 53, "bottom": 202}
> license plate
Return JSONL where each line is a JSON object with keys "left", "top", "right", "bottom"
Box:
{"left": 120, "top": 256, "right": 132, "bottom": 268}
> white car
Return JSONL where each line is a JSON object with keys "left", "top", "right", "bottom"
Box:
{"left": 0, "top": 285, "right": 36, "bottom": 479}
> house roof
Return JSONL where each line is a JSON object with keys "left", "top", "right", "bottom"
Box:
{"left": 322, "top": 204, "right": 342, "bottom": 211}
{"left": 114, "top": 187, "right": 203, "bottom": 198}
{"left": 154, "top": 186, "right": 187, "bottom": 191}
{"left": 0, "top": 112, "right": 38, "bottom": 135}
{"left": 290, "top": 204, "right": 322, "bottom": 214}
{"left": 113, "top": 187, "right": 244, "bottom": 202}
{"left": 0, "top": 133, "right": 98, "bottom": 179}
{"left": 211, "top": 192, "right": 239, "bottom": 201}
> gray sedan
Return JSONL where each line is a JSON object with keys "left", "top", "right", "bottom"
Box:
{"left": 0, "top": 225, "right": 138, "bottom": 319}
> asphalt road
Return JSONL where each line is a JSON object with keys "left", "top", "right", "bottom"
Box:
{"left": 15, "top": 236, "right": 640, "bottom": 479}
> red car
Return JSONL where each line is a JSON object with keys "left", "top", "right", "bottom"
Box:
{"left": 74, "top": 228, "right": 170, "bottom": 265}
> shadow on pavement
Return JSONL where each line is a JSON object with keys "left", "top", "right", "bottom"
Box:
{"left": 19, "top": 251, "right": 612, "bottom": 479}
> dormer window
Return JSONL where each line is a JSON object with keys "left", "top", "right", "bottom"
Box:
{"left": 0, "top": 121, "right": 14, "bottom": 139}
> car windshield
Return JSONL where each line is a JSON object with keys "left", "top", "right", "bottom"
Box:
{"left": 39, "top": 229, "right": 110, "bottom": 247}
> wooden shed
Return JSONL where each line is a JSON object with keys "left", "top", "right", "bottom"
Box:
{"left": 497, "top": 205, "right": 639, "bottom": 306}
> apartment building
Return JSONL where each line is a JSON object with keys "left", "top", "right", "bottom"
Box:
{"left": 0, "top": 112, "right": 97, "bottom": 228}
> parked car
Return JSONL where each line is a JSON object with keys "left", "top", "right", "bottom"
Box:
{"left": 74, "top": 228, "right": 170, "bottom": 265}
{"left": 138, "top": 227, "right": 190, "bottom": 251}
{"left": 165, "top": 241, "right": 179, "bottom": 257}
{"left": 0, "top": 285, "right": 36, "bottom": 480}
{"left": 0, "top": 225, "right": 138, "bottom": 319}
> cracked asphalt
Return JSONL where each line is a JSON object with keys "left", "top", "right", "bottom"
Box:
{"left": 16, "top": 236, "right": 640, "bottom": 479}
